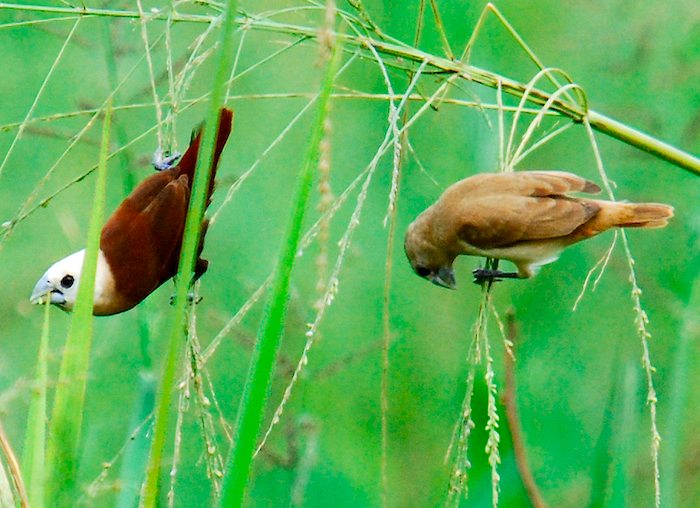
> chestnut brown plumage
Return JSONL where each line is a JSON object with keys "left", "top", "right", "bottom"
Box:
{"left": 404, "top": 170, "right": 674, "bottom": 288}
{"left": 30, "top": 108, "right": 234, "bottom": 315}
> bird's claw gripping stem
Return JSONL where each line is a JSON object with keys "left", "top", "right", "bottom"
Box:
{"left": 169, "top": 293, "right": 203, "bottom": 306}
{"left": 472, "top": 268, "right": 520, "bottom": 285}
{"left": 152, "top": 148, "right": 182, "bottom": 171}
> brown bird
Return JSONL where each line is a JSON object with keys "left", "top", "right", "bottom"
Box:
{"left": 30, "top": 108, "right": 234, "bottom": 315}
{"left": 404, "top": 170, "right": 673, "bottom": 288}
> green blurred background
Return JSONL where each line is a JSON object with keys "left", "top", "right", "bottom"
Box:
{"left": 0, "top": 0, "right": 698, "bottom": 506}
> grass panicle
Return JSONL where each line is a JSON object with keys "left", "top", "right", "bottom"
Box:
{"left": 252, "top": 42, "right": 454, "bottom": 463}
{"left": 445, "top": 367, "right": 477, "bottom": 507}
{"left": 583, "top": 118, "right": 662, "bottom": 507}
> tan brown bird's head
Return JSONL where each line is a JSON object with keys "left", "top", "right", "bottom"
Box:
{"left": 404, "top": 212, "right": 457, "bottom": 289}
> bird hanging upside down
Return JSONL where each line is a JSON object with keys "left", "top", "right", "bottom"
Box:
{"left": 404, "top": 170, "right": 674, "bottom": 289}
{"left": 30, "top": 108, "right": 234, "bottom": 315}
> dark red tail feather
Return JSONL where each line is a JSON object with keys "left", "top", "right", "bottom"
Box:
{"left": 176, "top": 108, "right": 234, "bottom": 205}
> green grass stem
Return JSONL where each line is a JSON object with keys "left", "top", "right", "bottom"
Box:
{"left": 607, "top": 362, "right": 640, "bottom": 507}
{"left": 139, "top": 0, "right": 239, "bottom": 505}
{"left": 45, "top": 101, "right": 112, "bottom": 504}
{"left": 117, "top": 373, "right": 156, "bottom": 508}
{"left": 218, "top": 32, "right": 341, "bottom": 508}
{"left": 661, "top": 276, "right": 700, "bottom": 508}
{"left": 588, "top": 359, "right": 618, "bottom": 508}
{"left": 21, "top": 299, "right": 51, "bottom": 508}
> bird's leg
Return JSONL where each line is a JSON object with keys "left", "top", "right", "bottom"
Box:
{"left": 169, "top": 256, "right": 209, "bottom": 307}
{"left": 472, "top": 268, "right": 520, "bottom": 285}
{"left": 170, "top": 221, "right": 210, "bottom": 305}
{"left": 152, "top": 147, "right": 182, "bottom": 171}
{"left": 169, "top": 276, "right": 204, "bottom": 306}
{"left": 169, "top": 292, "right": 203, "bottom": 306}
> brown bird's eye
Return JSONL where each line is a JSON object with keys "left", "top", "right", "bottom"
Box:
{"left": 60, "top": 275, "right": 75, "bottom": 288}
{"left": 415, "top": 266, "right": 431, "bottom": 277}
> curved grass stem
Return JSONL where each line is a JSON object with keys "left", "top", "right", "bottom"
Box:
{"left": 0, "top": 3, "right": 698, "bottom": 174}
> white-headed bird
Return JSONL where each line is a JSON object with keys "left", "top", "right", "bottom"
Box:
{"left": 30, "top": 108, "right": 233, "bottom": 315}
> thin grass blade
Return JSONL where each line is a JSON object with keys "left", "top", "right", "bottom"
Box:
{"left": 218, "top": 31, "right": 342, "bottom": 508}
{"left": 45, "top": 101, "right": 112, "bottom": 503}
{"left": 608, "top": 362, "right": 640, "bottom": 506}
{"left": 117, "top": 373, "right": 156, "bottom": 508}
{"left": 661, "top": 276, "right": 700, "bottom": 508}
{"left": 21, "top": 299, "right": 51, "bottom": 508}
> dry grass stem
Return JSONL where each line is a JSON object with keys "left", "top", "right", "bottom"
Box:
{"left": 503, "top": 312, "right": 547, "bottom": 508}
{"left": 0, "top": 422, "right": 28, "bottom": 508}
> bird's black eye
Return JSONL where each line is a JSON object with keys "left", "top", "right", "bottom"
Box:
{"left": 60, "top": 275, "right": 75, "bottom": 288}
{"left": 415, "top": 265, "right": 431, "bottom": 277}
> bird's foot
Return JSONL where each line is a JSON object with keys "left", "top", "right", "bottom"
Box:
{"left": 152, "top": 148, "right": 182, "bottom": 171}
{"left": 169, "top": 292, "right": 203, "bottom": 306}
{"left": 472, "top": 268, "right": 520, "bottom": 285}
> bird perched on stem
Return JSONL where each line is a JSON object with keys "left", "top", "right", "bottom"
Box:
{"left": 404, "top": 170, "right": 673, "bottom": 289}
{"left": 30, "top": 108, "right": 234, "bottom": 315}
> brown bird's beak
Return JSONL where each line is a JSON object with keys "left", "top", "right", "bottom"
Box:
{"left": 30, "top": 277, "right": 66, "bottom": 306}
{"left": 429, "top": 266, "right": 456, "bottom": 290}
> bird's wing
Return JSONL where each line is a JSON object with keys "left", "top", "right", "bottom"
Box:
{"left": 119, "top": 169, "right": 178, "bottom": 211}
{"left": 447, "top": 171, "right": 601, "bottom": 200}
{"left": 139, "top": 175, "right": 190, "bottom": 279}
{"left": 101, "top": 174, "right": 189, "bottom": 303}
{"left": 456, "top": 194, "right": 600, "bottom": 249}
{"left": 505, "top": 171, "right": 601, "bottom": 196}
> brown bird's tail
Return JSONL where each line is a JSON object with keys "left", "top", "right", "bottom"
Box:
{"left": 177, "top": 108, "right": 234, "bottom": 205}
{"left": 607, "top": 201, "right": 674, "bottom": 229}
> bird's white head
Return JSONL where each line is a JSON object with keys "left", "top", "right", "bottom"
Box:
{"left": 30, "top": 249, "right": 114, "bottom": 313}
{"left": 30, "top": 249, "right": 86, "bottom": 312}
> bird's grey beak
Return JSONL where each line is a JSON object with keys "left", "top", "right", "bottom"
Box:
{"left": 30, "top": 277, "right": 66, "bottom": 306}
{"left": 429, "top": 266, "right": 457, "bottom": 290}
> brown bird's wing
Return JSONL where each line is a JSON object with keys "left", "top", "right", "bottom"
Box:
{"left": 100, "top": 172, "right": 189, "bottom": 308}
{"left": 456, "top": 195, "right": 600, "bottom": 249}
{"left": 505, "top": 171, "right": 601, "bottom": 196}
{"left": 140, "top": 175, "right": 190, "bottom": 280}
{"left": 445, "top": 170, "right": 601, "bottom": 201}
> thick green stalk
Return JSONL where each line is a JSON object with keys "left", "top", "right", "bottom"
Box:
{"left": 139, "top": 0, "right": 238, "bottom": 505}
{"left": 45, "top": 101, "right": 112, "bottom": 504}
{"left": 586, "top": 110, "right": 700, "bottom": 174}
{"left": 217, "top": 30, "right": 341, "bottom": 508}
